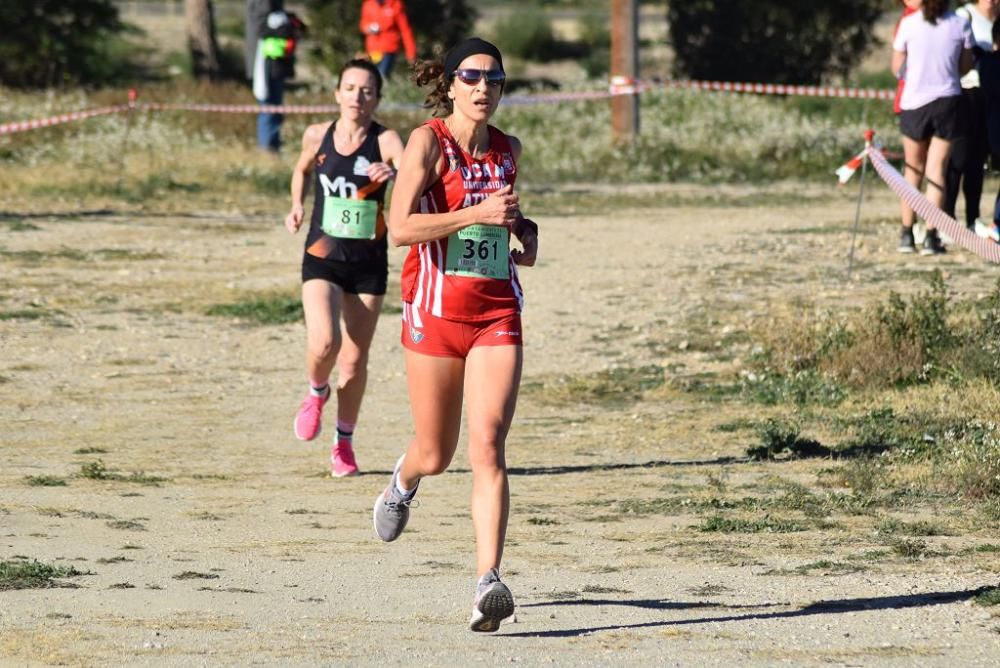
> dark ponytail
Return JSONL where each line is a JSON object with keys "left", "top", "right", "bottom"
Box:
{"left": 412, "top": 59, "right": 452, "bottom": 117}
{"left": 922, "top": 0, "right": 950, "bottom": 24}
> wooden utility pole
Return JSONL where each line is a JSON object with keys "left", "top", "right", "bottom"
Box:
{"left": 610, "top": 0, "right": 639, "bottom": 141}
{"left": 185, "top": 0, "right": 222, "bottom": 80}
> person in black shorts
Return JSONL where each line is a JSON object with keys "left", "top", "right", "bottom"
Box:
{"left": 892, "top": 0, "right": 974, "bottom": 254}
{"left": 284, "top": 58, "right": 405, "bottom": 476}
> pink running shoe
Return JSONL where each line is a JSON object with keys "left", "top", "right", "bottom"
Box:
{"left": 293, "top": 387, "right": 330, "bottom": 441}
{"left": 331, "top": 440, "right": 359, "bottom": 477}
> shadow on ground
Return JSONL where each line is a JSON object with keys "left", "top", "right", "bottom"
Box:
{"left": 504, "top": 587, "right": 994, "bottom": 638}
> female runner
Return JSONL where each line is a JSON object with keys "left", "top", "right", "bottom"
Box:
{"left": 371, "top": 38, "right": 538, "bottom": 632}
{"left": 285, "top": 59, "right": 405, "bottom": 477}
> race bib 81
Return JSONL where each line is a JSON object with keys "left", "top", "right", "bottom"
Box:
{"left": 321, "top": 197, "right": 377, "bottom": 240}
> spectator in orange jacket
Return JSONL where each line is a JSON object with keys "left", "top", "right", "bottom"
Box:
{"left": 360, "top": 0, "right": 417, "bottom": 80}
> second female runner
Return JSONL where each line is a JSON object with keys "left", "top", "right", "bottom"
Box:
{"left": 285, "top": 59, "right": 405, "bottom": 477}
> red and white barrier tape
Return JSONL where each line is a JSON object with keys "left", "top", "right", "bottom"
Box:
{"left": 668, "top": 80, "right": 892, "bottom": 100}
{"left": 847, "top": 141, "right": 1000, "bottom": 263}
{"left": 0, "top": 104, "right": 133, "bottom": 135}
{"left": 0, "top": 78, "right": 896, "bottom": 136}
{"left": 610, "top": 77, "right": 894, "bottom": 100}
{"left": 836, "top": 148, "right": 869, "bottom": 185}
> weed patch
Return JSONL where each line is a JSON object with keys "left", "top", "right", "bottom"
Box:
{"left": 0, "top": 307, "right": 67, "bottom": 323}
{"left": 96, "top": 556, "right": 133, "bottom": 564}
{"left": 890, "top": 538, "right": 933, "bottom": 559}
{"left": 24, "top": 475, "right": 68, "bottom": 486}
{"left": 698, "top": 515, "right": 808, "bottom": 533}
{"left": 975, "top": 587, "right": 1000, "bottom": 606}
{"left": 740, "top": 369, "right": 847, "bottom": 407}
{"left": 745, "top": 273, "right": 1000, "bottom": 397}
{"left": 1, "top": 219, "right": 40, "bottom": 231}
{"left": 764, "top": 560, "right": 862, "bottom": 576}
{"left": 875, "top": 517, "right": 952, "bottom": 537}
{"left": 746, "top": 419, "right": 826, "bottom": 460}
{"left": 526, "top": 517, "right": 560, "bottom": 526}
{"left": 73, "top": 447, "right": 108, "bottom": 455}
{"left": 0, "top": 560, "right": 88, "bottom": 590}
{"left": 936, "top": 421, "right": 1000, "bottom": 500}
{"left": 78, "top": 460, "right": 167, "bottom": 485}
{"left": 525, "top": 365, "right": 664, "bottom": 406}
{"left": 206, "top": 292, "right": 302, "bottom": 326}
{"left": 173, "top": 571, "right": 220, "bottom": 580}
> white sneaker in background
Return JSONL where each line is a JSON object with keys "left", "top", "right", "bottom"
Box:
{"left": 974, "top": 218, "right": 1000, "bottom": 243}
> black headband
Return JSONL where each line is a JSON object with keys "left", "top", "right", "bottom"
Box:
{"left": 443, "top": 38, "right": 504, "bottom": 76}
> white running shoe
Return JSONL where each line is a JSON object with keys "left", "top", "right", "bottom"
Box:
{"left": 468, "top": 568, "right": 515, "bottom": 632}
{"left": 373, "top": 455, "right": 417, "bottom": 542}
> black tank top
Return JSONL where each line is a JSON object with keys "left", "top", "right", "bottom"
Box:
{"left": 304, "top": 120, "right": 388, "bottom": 264}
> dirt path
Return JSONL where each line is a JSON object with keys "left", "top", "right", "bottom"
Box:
{"left": 2, "top": 183, "right": 999, "bottom": 665}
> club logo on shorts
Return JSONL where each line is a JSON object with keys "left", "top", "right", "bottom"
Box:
{"left": 409, "top": 325, "right": 424, "bottom": 344}
{"left": 494, "top": 330, "right": 520, "bottom": 338}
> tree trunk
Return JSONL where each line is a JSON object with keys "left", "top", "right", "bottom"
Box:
{"left": 185, "top": 0, "right": 221, "bottom": 80}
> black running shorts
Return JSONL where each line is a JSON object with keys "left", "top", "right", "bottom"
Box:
{"left": 899, "top": 95, "right": 962, "bottom": 141}
{"left": 301, "top": 252, "right": 388, "bottom": 295}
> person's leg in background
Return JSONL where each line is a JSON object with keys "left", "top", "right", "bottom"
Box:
{"left": 257, "top": 73, "right": 285, "bottom": 152}
{"left": 943, "top": 91, "right": 972, "bottom": 222}
{"left": 376, "top": 52, "right": 397, "bottom": 80}
{"left": 962, "top": 88, "right": 988, "bottom": 228}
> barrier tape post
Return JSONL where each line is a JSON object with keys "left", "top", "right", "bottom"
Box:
{"left": 846, "top": 129, "right": 874, "bottom": 279}
{"left": 116, "top": 89, "right": 139, "bottom": 186}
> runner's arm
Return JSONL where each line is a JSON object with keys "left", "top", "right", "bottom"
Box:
{"left": 505, "top": 134, "right": 538, "bottom": 266}
{"left": 369, "top": 129, "right": 406, "bottom": 183}
{"left": 959, "top": 48, "right": 974, "bottom": 76}
{"left": 285, "top": 123, "right": 326, "bottom": 233}
{"left": 387, "top": 126, "right": 520, "bottom": 246}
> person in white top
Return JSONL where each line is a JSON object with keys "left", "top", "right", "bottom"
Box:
{"left": 892, "top": 0, "right": 975, "bottom": 255}
{"left": 945, "top": 0, "right": 999, "bottom": 231}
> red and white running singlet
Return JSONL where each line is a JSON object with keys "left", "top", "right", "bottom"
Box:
{"left": 399, "top": 118, "right": 524, "bottom": 323}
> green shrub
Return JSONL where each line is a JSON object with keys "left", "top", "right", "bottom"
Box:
{"left": 740, "top": 369, "right": 847, "bottom": 407}
{"left": 0, "top": 0, "right": 138, "bottom": 87}
{"left": 668, "top": 1, "right": 885, "bottom": 85}
{"left": 745, "top": 271, "right": 968, "bottom": 395}
{"left": 938, "top": 422, "right": 1000, "bottom": 500}
{"left": 746, "top": 418, "right": 828, "bottom": 460}
{"left": 578, "top": 13, "right": 610, "bottom": 78}
{"left": 0, "top": 560, "right": 86, "bottom": 590}
{"left": 492, "top": 6, "right": 559, "bottom": 61}
{"left": 971, "top": 280, "right": 1000, "bottom": 384}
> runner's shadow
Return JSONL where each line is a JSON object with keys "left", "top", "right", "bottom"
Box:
{"left": 503, "top": 587, "right": 994, "bottom": 638}
{"left": 357, "top": 456, "right": 748, "bottom": 478}
{"left": 519, "top": 598, "right": 784, "bottom": 612}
